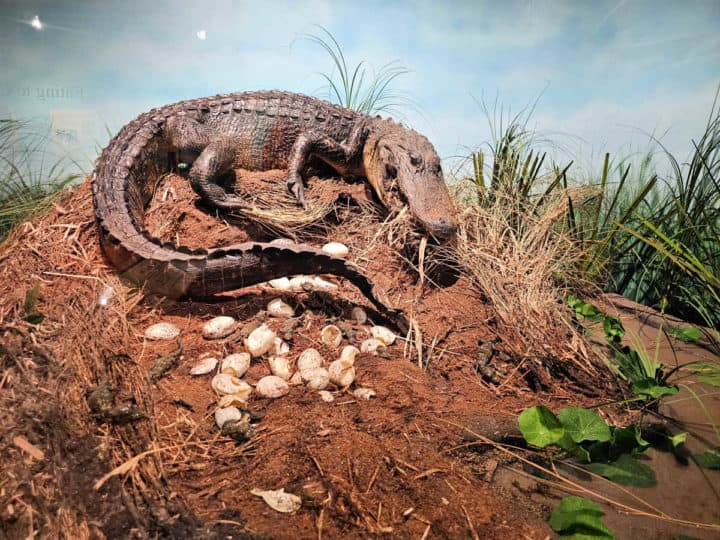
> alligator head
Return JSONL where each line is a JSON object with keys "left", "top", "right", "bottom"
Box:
{"left": 363, "top": 120, "right": 458, "bottom": 241}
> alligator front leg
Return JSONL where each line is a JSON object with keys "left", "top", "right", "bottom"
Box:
{"left": 287, "top": 122, "right": 368, "bottom": 209}
{"left": 165, "top": 116, "right": 249, "bottom": 211}
{"left": 188, "top": 136, "right": 251, "bottom": 210}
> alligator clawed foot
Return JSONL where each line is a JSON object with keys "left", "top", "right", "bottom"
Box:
{"left": 288, "top": 178, "right": 308, "bottom": 210}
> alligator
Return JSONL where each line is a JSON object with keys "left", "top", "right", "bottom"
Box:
{"left": 91, "top": 90, "right": 458, "bottom": 323}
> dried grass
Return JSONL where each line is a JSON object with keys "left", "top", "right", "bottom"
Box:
{"left": 451, "top": 186, "right": 596, "bottom": 369}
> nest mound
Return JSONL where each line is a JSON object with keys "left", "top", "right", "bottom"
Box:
{"left": 0, "top": 172, "right": 619, "bottom": 538}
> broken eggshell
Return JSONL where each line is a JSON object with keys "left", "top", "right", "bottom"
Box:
{"left": 269, "top": 356, "right": 292, "bottom": 381}
{"left": 312, "top": 276, "right": 338, "bottom": 291}
{"left": 370, "top": 326, "right": 395, "bottom": 346}
{"left": 202, "top": 316, "right": 237, "bottom": 339}
{"left": 245, "top": 324, "right": 277, "bottom": 357}
{"left": 360, "top": 338, "right": 386, "bottom": 354}
{"left": 267, "top": 298, "right": 294, "bottom": 318}
{"left": 353, "top": 387, "right": 376, "bottom": 400}
{"left": 318, "top": 390, "right": 335, "bottom": 403}
{"left": 214, "top": 406, "right": 243, "bottom": 429}
{"left": 211, "top": 373, "right": 253, "bottom": 399}
{"left": 255, "top": 375, "right": 290, "bottom": 398}
{"left": 320, "top": 325, "right": 343, "bottom": 348}
{"left": 189, "top": 355, "right": 219, "bottom": 376}
{"left": 339, "top": 345, "right": 360, "bottom": 364}
{"left": 250, "top": 488, "right": 301, "bottom": 513}
{"left": 268, "top": 277, "right": 292, "bottom": 291}
{"left": 221, "top": 353, "right": 251, "bottom": 378}
{"left": 272, "top": 337, "right": 290, "bottom": 356}
{"left": 328, "top": 359, "right": 355, "bottom": 387}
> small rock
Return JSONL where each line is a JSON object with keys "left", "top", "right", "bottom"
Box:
{"left": 203, "top": 316, "right": 237, "bottom": 339}
{"left": 144, "top": 322, "right": 180, "bottom": 340}
{"left": 256, "top": 375, "right": 290, "bottom": 398}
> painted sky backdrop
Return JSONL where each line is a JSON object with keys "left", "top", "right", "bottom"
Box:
{"left": 1, "top": 0, "right": 719, "bottom": 175}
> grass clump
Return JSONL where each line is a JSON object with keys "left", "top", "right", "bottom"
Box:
{"left": 0, "top": 119, "right": 81, "bottom": 241}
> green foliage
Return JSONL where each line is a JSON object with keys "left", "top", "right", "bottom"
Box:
{"left": 685, "top": 363, "right": 720, "bottom": 387}
{"left": 692, "top": 447, "right": 720, "bottom": 470}
{"left": 558, "top": 407, "right": 611, "bottom": 444}
{"left": 584, "top": 454, "right": 656, "bottom": 487}
{"left": 0, "top": 119, "right": 81, "bottom": 241}
{"left": 549, "top": 497, "right": 615, "bottom": 540}
{"left": 668, "top": 326, "right": 702, "bottom": 342}
{"left": 301, "top": 26, "right": 412, "bottom": 116}
{"left": 517, "top": 405, "right": 565, "bottom": 447}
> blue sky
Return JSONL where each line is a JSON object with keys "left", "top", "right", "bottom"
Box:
{"left": 1, "top": 0, "right": 719, "bottom": 176}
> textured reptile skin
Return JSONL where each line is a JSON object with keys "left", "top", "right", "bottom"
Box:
{"left": 91, "top": 90, "right": 457, "bottom": 324}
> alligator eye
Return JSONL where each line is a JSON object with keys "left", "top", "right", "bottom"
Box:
{"left": 385, "top": 164, "right": 397, "bottom": 179}
{"left": 410, "top": 154, "right": 422, "bottom": 167}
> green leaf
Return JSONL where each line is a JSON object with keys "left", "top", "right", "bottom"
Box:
{"left": 692, "top": 448, "right": 720, "bottom": 470}
{"left": 669, "top": 432, "right": 687, "bottom": 448}
{"left": 602, "top": 315, "right": 625, "bottom": 343}
{"left": 518, "top": 406, "right": 565, "bottom": 448}
{"left": 556, "top": 432, "right": 591, "bottom": 462}
{"left": 611, "top": 425, "right": 650, "bottom": 456}
{"left": 631, "top": 379, "right": 679, "bottom": 399}
{"left": 550, "top": 497, "right": 615, "bottom": 540}
{"left": 585, "top": 454, "right": 656, "bottom": 487}
{"left": 685, "top": 363, "right": 720, "bottom": 387}
{"left": 558, "top": 407, "right": 611, "bottom": 444}
{"left": 668, "top": 326, "right": 702, "bottom": 342}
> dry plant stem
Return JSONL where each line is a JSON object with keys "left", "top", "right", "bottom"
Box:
{"left": 449, "top": 421, "right": 720, "bottom": 532}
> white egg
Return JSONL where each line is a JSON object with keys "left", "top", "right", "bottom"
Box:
{"left": 202, "top": 316, "right": 237, "bottom": 339}
{"left": 189, "top": 355, "right": 218, "bottom": 375}
{"left": 360, "top": 338, "right": 386, "bottom": 354}
{"left": 320, "top": 325, "right": 343, "bottom": 348}
{"left": 144, "top": 322, "right": 181, "bottom": 340}
{"left": 370, "top": 326, "right": 396, "bottom": 345}
{"left": 328, "top": 359, "right": 356, "bottom": 387}
{"left": 255, "top": 375, "right": 290, "bottom": 398}
{"left": 215, "top": 406, "right": 243, "bottom": 428}
{"left": 269, "top": 356, "right": 292, "bottom": 380}
{"left": 221, "top": 353, "right": 251, "bottom": 378}
{"left": 297, "top": 348, "right": 324, "bottom": 373}
{"left": 267, "top": 298, "right": 294, "bottom": 318}
{"left": 322, "top": 242, "right": 349, "bottom": 257}
{"left": 245, "top": 324, "right": 277, "bottom": 357}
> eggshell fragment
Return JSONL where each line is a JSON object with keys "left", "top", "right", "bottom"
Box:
{"left": 322, "top": 242, "right": 349, "bottom": 257}
{"left": 312, "top": 276, "right": 338, "bottom": 291}
{"left": 370, "top": 326, "right": 396, "bottom": 345}
{"left": 360, "top": 338, "right": 386, "bottom": 354}
{"left": 144, "top": 322, "right": 181, "bottom": 340}
{"left": 272, "top": 337, "right": 290, "bottom": 356}
{"left": 255, "top": 375, "right": 290, "bottom": 398}
{"left": 339, "top": 345, "right": 360, "bottom": 364}
{"left": 221, "top": 353, "right": 251, "bottom": 378}
{"left": 190, "top": 355, "right": 218, "bottom": 375}
{"left": 328, "top": 359, "right": 355, "bottom": 387}
{"left": 269, "top": 356, "right": 292, "bottom": 381}
{"left": 320, "top": 325, "right": 343, "bottom": 348}
{"left": 318, "top": 390, "right": 335, "bottom": 403}
{"left": 245, "top": 324, "right": 277, "bottom": 357}
{"left": 211, "top": 374, "right": 253, "bottom": 398}
{"left": 289, "top": 275, "right": 315, "bottom": 291}
{"left": 267, "top": 298, "right": 294, "bottom": 318}
{"left": 353, "top": 387, "right": 376, "bottom": 400}
{"left": 215, "top": 406, "right": 243, "bottom": 428}
{"left": 250, "top": 488, "right": 301, "bottom": 513}
{"left": 202, "top": 316, "right": 237, "bottom": 339}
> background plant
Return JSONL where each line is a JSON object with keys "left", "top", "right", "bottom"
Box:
{"left": 0, "top": 119, "right": 81, "bottom": 241}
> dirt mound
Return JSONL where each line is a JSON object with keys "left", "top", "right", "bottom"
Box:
{"left": 0, "top": 173, "right": 618, "bottom": 538}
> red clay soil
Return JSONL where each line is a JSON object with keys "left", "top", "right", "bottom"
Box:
{"left": 0, "top": 172, "right": 620, "bottom": 539}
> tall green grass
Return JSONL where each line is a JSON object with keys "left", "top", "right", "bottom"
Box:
{"left": 300, "top": 26, "right": 413, "bottom": 116}
{"left": 0, "top": 119, "right": 81, "bottom": 241}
